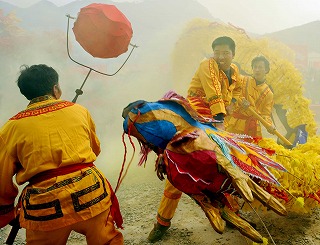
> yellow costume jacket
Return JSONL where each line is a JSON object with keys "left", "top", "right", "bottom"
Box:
{"left": 225, "top": 76, "right": 274, "bottom": 137}
{"left": 187, "top": 58, "right": 241, "bottom": 118}
{"left": 0, "top": 97, "right": 112, "bottom": 231}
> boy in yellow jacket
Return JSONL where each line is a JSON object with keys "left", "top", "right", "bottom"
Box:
{"left": 225, "top": 55, "right": 274, "bottom": 137}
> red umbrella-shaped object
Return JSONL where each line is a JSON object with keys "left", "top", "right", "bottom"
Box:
{"left": 65, "top": 4, "right": 137, "bottom": 102}
{"left": 73, "top": 3, "right": 133, "bottom": 58}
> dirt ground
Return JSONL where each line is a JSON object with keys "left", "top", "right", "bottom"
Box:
{"left": 1, "top": 163, "right": 320, "bottom": 245}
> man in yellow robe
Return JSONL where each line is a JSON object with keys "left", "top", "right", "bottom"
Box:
{"left": 225, "top": 55, "right": 274, "bottom": 137}
{"left": 0, "top": 64, "right": 123, "bottom": 244}
{"left": 148, "top": 36, "right": 242, "bottom": 243}
{"left": 187, "top": 36, "right": 242, "bottom": 129}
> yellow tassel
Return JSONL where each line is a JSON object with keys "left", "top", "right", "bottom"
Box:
{"left": 291, "top": 197, "right": 307, "bottom": 213}
{"left": 253, "top": 237, "right": 268, "bottom": 244}
{"left": 295, "top": 197, "right": 305, "bottom": 207}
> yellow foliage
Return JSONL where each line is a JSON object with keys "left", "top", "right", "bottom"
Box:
{"left": 258, "top": 137, "right": 320, "bottom": 212}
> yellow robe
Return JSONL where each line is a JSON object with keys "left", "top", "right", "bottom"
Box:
{"left": 225, "top": 76, "right": 274, "bottom": 137}
{"left": 0, "top": 98, "right": 112, "bottom": 231}
{"left": 187, "top": 58, "right": 241, "bottom": 118}
{"left": 156, "top": 59, "right": 242, "bottom": 225}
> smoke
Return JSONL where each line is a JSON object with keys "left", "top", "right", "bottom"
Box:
{"left": 0, "top": 14, "right": 178, "bottom": 189}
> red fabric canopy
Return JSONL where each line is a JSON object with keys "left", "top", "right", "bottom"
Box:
{"left": 73, "top": 3, "right": 133, "bottom": 58}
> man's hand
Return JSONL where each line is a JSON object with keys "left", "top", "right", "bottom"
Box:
{"left": 241, "top": 98, "right": 250, "bottom": 108}
{"left": 214, "top": 122, "right": 225, "bottom": 130}
{"left": 266, "top": 124, "right": 276, "bottom": 134}
{"left": 226, "top": 103, "right": 235, "bottom": 115}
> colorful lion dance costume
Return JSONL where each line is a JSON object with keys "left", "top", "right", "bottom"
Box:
{"left": 122, "top": 91, "right": 290, "bottom": 243}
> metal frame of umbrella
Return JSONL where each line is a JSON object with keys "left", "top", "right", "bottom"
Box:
{"left": 66, "top": 14, "right": 138, "bottom": 103}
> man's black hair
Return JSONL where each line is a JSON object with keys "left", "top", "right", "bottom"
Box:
{"left": 17, "top": 64, "right": 59, "bottom": 100}
{"left": 211, "top": 36, "right": 236, "bottom": 55}
{"left": 251, "top": 56, "right": 270, "bottom": 73}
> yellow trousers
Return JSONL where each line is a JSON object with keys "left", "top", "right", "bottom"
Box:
{"left": 156, "top": 179, "right": 182, "bottom": 227}
{"left": 26, "top": 208, "right": 123, "bottom": 245}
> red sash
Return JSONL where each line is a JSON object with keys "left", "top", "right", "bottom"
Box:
{"left": 28, "top": 162, "right": 94, "bottom": 185}
{"left": 231, "top": 112, "right": 258, "bottom": 136}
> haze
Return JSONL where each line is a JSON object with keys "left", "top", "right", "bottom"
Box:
{"left": 0, "top": 0, "right": 319, "bottom": 186}
{"left": 3, "top": 0, "right": 320, "bottom": 34}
